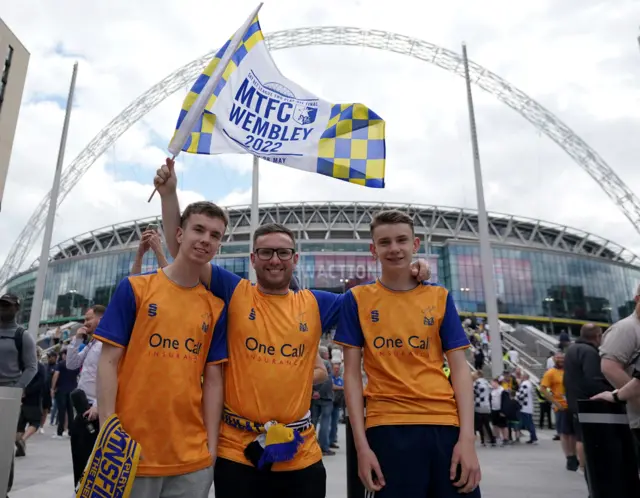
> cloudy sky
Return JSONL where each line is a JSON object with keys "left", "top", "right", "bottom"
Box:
{"left": 1, "top": 0, "right": 639, "bottom": 275}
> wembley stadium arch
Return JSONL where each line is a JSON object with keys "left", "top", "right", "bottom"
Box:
{"left": 2, "top": 26, "right": 639, "bottom": 288}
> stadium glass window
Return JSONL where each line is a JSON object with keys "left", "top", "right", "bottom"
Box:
{"left": 222, "top": 244, "right": 250, "bottom": 254}
{"left": 0, "top": 45, "right": 13, "bottom": 112}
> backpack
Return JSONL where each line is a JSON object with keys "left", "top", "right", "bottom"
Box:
{"left": 0, "top": 326, "right": 25, "bottom": 372}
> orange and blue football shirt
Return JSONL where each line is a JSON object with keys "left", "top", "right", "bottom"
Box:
{"left": 334, "top": 281, "right": 469, "bottom": 429}
{"left": 540, "top": 367, "right": 567, "bottom": 411}
{"left": 94, "top": 269, "right": 227, "bottom": 477}
{"left": 208, "top": 265, "right": 341, "bottom": 471}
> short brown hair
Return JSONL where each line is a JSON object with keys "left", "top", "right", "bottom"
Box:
{"left": 580, "top": 323, "right": 602, "bottom": 341}
{"left": 90, "top": 305, "right": 106, "bottom": 316}
{"left": 180, "top": 201, "right": 229, "bottom": 228}
{"left": 370, "top": 209, "right": 414, "bottom": 235}
{"left": 253, "top": 223, "right": 295, "bottom": 246}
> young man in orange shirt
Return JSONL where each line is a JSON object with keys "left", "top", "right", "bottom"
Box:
{"left": 540, "top": 352, "right": 578, "bottom": 471}
{"left": 154, "top": 159, "right": 430, "bottom": 497}
{"left": 334, "top": 210, "right": 481, "bottom": 497}
{"left": 96, "top": 202, "right": 229, "bottom": 498}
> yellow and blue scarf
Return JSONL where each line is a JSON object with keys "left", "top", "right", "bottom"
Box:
{"left": 224, "top": 406, "right": 308, "bottom": 470}
{"left": 75, "top": 414, "right": 142, "bottom": 498}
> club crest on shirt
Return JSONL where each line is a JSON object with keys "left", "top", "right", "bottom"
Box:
{"left": 422, "top": 307, "right": 435, "bottom": 326}
{"left": 201, "top": 312, "right": 212, "bottom": 333}
{"left": 298, "top": 312, "right": 309, "bottom": 332}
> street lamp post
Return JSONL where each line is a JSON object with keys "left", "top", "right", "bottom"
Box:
{"left": 460, "top": 287, "right": 470, "bottom": 313}
{"left": 544, "top": 297, "right": 554, "bottom": 334}
{"left": 69, "top": 289, "right": 77, "bottom": 317}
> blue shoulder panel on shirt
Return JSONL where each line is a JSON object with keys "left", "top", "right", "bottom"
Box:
{"left": 207, "top": 305, "right": 228, "bottom": 363}
{"left": 440, "top": 291, "right": 470, "bottom": 352}
{"left": 209, "top": 264, "right": 243, "bottom": 305}
{"left": 334, "top": 290, "right": 365, "bottom": 348}
{"left": 310, "top": 290, "right": 342, "bottom": 332}
{"left": 421, "top": 280, "right": 442, "bottom": 287}
{"left": 94, "top": 277, "right": 137, "bottom": 348}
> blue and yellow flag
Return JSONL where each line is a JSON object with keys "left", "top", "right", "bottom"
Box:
{"left": 169, "top": 12, "right": 386, "bottom": 188}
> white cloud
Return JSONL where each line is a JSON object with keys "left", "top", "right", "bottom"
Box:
{"left": 1, "top": 0, "right": 640, "bottom": 280}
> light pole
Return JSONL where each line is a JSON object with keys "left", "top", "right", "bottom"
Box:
{"left": 544, "top": 297, "right": 554, "bottom": 334}
{"left": 462, "top": 43, "right": 503, "bottom": 377}
{"left": 460, "top": 287, "right": 470, "bottom": 313}
{"left": 68, "top": 289, "right": 77, "bottom": 317}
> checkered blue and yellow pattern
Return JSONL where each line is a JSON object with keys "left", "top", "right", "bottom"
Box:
{"left": 316, "top": 104, "right": 386, "bottom": 188}
{"left": 173, "top": 16, "right": 264, "bottom": 155}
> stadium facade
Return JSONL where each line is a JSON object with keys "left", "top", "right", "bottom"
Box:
{"left": 5, "top": 202, "right": 640, "bottom": 331}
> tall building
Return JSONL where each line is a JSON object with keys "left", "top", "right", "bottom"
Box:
{"left": 0, "top": 18, "right": 29, "bottom": 212}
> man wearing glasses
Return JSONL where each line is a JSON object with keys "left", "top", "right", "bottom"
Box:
{"left": 154, "top": 158, "right": 429, "bottom": 498}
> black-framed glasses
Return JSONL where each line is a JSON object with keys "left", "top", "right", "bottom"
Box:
{"left": 255, "top": 248, "right": 296, "bottom": 261}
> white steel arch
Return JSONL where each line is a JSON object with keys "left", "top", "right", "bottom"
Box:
{"left": 2, "top": 26, "right": 639, "bottom": 287}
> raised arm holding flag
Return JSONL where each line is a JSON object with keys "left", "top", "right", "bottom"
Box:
{"left": 148, "top": 2, "right": 264, "bottom": 202}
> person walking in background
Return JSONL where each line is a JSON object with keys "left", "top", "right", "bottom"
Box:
{"left": 559, "top": 330, "right": 571, "bottom": 352}
{"left": 541, "top": 352, "right": 578, "bottom": 471}
{"left": 311, "top": 358, "right": 335, "bottom": 456}
{"left": 473, "top": 347, "right": 485, "bottom": 371}
{"left": 537, "top": 384, "right": 554, "bottom": 430}
{"left": 504, "top": 390, "right": 522, "bottom": 444}
{"left": 516, "top": 373, "right": 538, "bottom": 444}
{"left": 0, "top": 293, "right": 38, "bottom": 497}
{"left": 0, "top": 294, "right": 37, "bottom": 389}
{"left": 564, "top": 323, "right": 611, "bottom": 490}
{"left": 40, "top": 351, "right": 58, "bottom": 433}
{"left": 480, "top": 330, "right": 489, "bottom": 353}
{"left": 330, "top": 361, "right": 344, "bottom": 450}
{"left": 507, "top": 347, "right": 519, "bottom": 366}
{"left": 490, "top": 378, "right": 509, "bottom": 446}
{"left": 473, "top": 371, "right": 495, "bottom": 447}
{"left": 14, "top": 356, "right": 46, "bottom": 457}
{"left": 50, "top": 349, "right": 79, "bottom": 439}
{"left": 546, "top": 351, "right": 556, "bottom": 371}
{"left": 65, "top": 305, "right": 106, "bottom": 486}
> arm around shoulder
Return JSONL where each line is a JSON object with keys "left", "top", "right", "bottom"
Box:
{"left": 207, "top": 264, "right": 242, "bottom": 303}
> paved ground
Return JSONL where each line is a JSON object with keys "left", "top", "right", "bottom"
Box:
{"left": 9, "top": 425, "right": 587, "bottom": 498}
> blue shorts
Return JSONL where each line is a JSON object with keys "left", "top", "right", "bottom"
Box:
{"left": 366, "top": 425, "right": 482, "bottom": 498}
{"left": 556, "top": 410, "right": 575, "bottom": 436}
